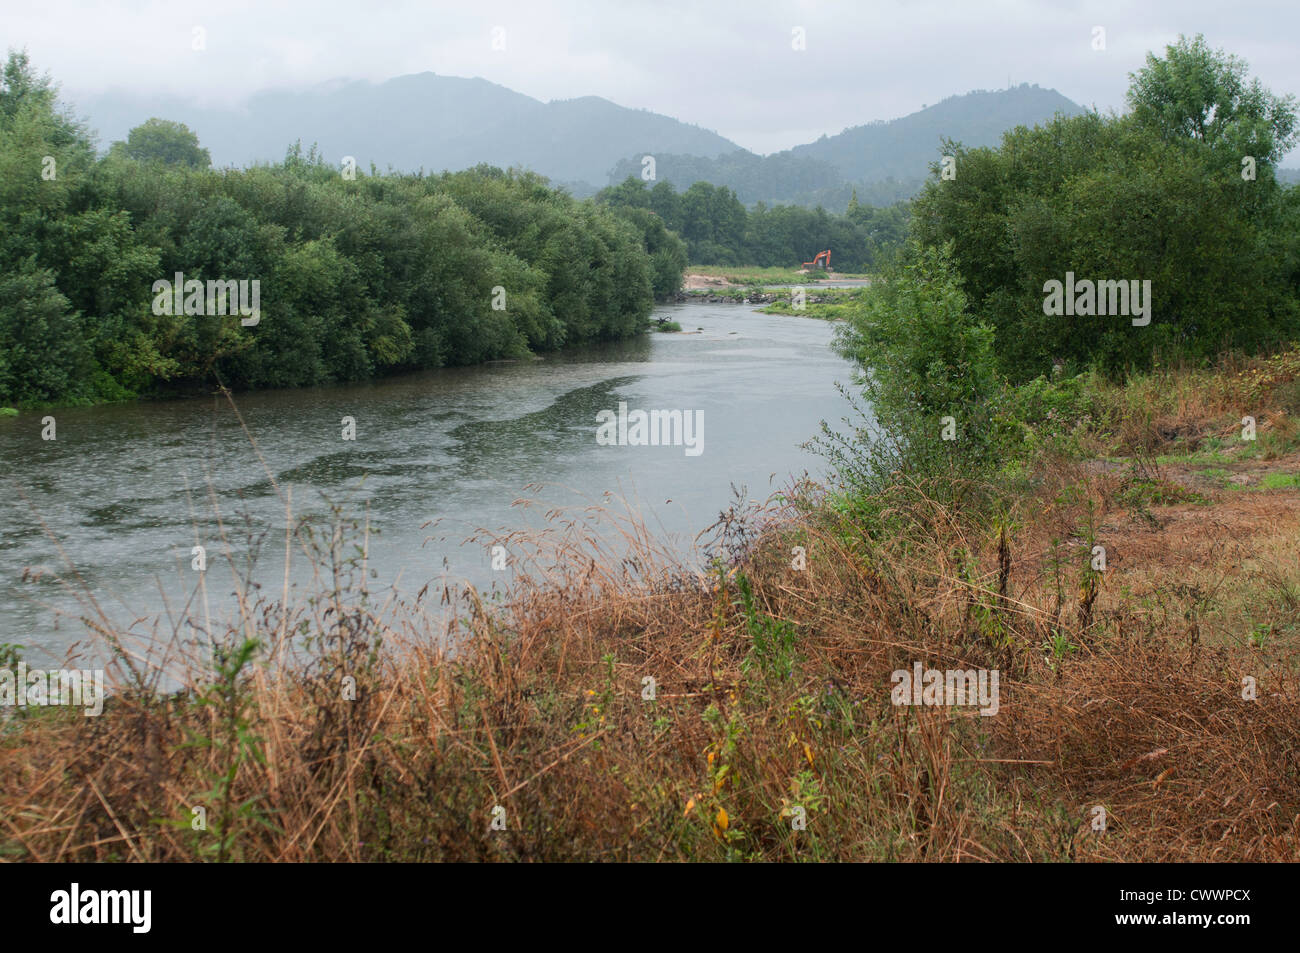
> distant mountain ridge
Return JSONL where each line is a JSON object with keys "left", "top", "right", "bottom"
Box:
{"left": 75, "top": 72, "right": 744, "bottom": 185}
{"left": 790, "top": 84, "right": 1087, "bottom": 182}
{"left": 75, "top": 76, "right": 1087, "bottom": 210}
{"left": 607, "top": 84, "right": 1088, "bottom": 208}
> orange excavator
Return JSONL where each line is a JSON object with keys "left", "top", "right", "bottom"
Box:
{"left": 802, "top": 249, "right": 831, "bottom": 271}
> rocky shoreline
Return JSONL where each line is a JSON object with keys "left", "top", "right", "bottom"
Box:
{"left": 668, "top": 290, "right": 836, "bottom": 305}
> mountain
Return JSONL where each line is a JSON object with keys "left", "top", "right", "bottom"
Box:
{"left": 605, "top": 152, "right": 919, "bottom": 208}
{"left": 607, "top": 84, "right": 1087, "bottom": 210}
{"left": 607, "top": 149, "right": 842, "bottom": 205}
{"left": 72, "top": 72, "right": 743, "bottom": 185}
{"left": 789, "top": 84, "right": 1087, "bottom": 183}
{"left": 73, "top": 76, "right": 1086, "bottom": 209}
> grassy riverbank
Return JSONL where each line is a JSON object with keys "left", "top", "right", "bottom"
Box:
{"left": 3, "top": 350, "right": 1298, "bottom": 862}
{"left": 671, "top": 282, "right": 867, "bottom": 317}
{"left": 760, "top": 286, "right": 869, "bottom": 318}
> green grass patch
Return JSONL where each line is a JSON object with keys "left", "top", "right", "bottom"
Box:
{"left": 761, "top": 286, "right": 869, "bottom": 319}
{"left": 1194, "top": 467, "right": 1232, "bottom": 487}
{"left": 682, "top": 287, "right": 750, "bottom": 300}
{"left": 1260, "top": 472, "right": 1300, "bottom": 490}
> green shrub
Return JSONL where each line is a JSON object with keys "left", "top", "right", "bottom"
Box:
{"left": 831, "top": 241, "right": 1000, "bottom": 493}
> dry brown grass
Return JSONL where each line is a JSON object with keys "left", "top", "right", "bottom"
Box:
{"left": 1085, "top": 347, "right": 1300, "bottom": 457}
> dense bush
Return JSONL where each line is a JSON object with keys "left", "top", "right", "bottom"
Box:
{"left": 909, "top": 35, "right": 1300, "bottom": 382}
{"left": 0, "top": 54, "right": 668, "bottom": 406}
{"left": 831, "top": 241, "right": 1001, "bottom": 488}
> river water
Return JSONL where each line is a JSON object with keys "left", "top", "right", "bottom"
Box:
{"left": 0, "top": 303, "right": 860, "bottom": 664}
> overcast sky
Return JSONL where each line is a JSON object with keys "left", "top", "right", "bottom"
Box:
{"left": 5, "top": 0, "right": 1299, "bottom": 159}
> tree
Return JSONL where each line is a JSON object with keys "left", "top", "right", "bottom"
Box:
{"left": 0, "top": 261, "right": 93, "bottom": 405}
{"left": 1127, "top": 34, "right": 1298, "bottom": 167}
{"left": 610, "top": 205, "right": 687, "bottom": 299}
{"left": 113, "top": 118, "right": 212, "bottom": 168}
{"left": 0, "top": 56, "right": 687, "bottom": 404}
{"left": 0, "top": 49, "right": 87, "bottom": 148}
{"left": 834, "top": 241, "right": 1000, "bottom": 482}
{"left": 596, "top": 176, "right": 653, "bottom": 210}
{"left": 911, "top": 84, "right": 1300, "bottom": 382}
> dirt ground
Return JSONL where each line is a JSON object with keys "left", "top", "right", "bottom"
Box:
{"left": 683, "top": 273, "right": 734, "bottom": 289}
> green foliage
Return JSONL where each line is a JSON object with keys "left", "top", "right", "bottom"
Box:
{"left": 761, "top": 285, "right": 870, "bottom": 319}
{"left": 110, "top": 117, "right": 211, "bottom": 168}
{"left": 0, "top": 260, "right": 93, "bottom": 403}
{"left": 1127, "top": 34, "right": 1299, "bottom": 166}
{"left": 610, "top": 205, "right": 688, "bottom": 298}
{"left": 178, "top": 637, "right": 278, "bottom": 862}
{"left": 911, "top": 37, "right": 1300, "bottom": 383}
{"left": 595, "top": 175, "right": 907, "bottom": 272}
{"left": 992, "top": 371, "right": 1105, "bottom": 462}
{"left": 833, "top": 241, "right": 1001, "bottom": 484}
{"left": 735, "top": 571, "right": 798, "bottom": 683}
{"left": 0, "top": 53, "right": 669, "bottom": 406}
{"left": 1117, "top": 458, "right": 1208, "bottom": 526}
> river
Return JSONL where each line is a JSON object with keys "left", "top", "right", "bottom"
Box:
{"left": 0, "top": 303, "right": 860, "bottom": 664}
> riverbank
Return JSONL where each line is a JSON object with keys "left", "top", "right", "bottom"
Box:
{"left": 2, "top": 350, "right": 1297, "bottom": 861}
{"left": 669, "top": 285, "right": 868, "bottom": 315}
{"left": 670, "top": 288, "right": 838, "bottom": 306}
{"left": 683, "top": 265, "right": 870, "bottom": 288}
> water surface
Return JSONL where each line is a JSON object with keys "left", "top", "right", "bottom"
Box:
{"left": 0, "top": 304, "right": 858, "bottom": 662}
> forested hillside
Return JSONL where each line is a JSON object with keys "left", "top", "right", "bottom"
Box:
{"left": 75, "top": 72, "right": 743, "bottom": 187}
{"left": 596, "top": 176, "right": 908, "bottom": 270}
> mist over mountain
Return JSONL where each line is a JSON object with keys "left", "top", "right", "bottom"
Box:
{"left": 74, "top": 72, "right": 744, "bottom": 185}
{"left": 75, "top": 75, "right": 1087, "bottom": 209}
{"left": 608, "top": 84, "right": 1088, "bottom": 208}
